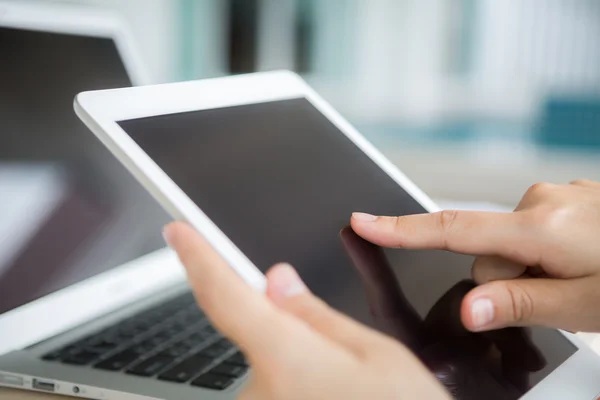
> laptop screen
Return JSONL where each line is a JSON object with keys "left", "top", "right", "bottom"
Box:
{"left": 0, "top": 27, "right": 169, "bottom": 315}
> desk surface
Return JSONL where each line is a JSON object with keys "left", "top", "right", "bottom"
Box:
{"left": 0, "top": 388, "right": 65, "bottom": 399}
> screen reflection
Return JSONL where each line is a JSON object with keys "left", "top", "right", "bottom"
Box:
{"left": 340, "top": 227, "right": 546, "bottom": 400}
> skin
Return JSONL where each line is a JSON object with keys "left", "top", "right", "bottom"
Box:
{"left": 163, "top": 179, "right": 600, "bottom": 399}
{"left": 351, "top": 179, "right": 600, "bottom": 333}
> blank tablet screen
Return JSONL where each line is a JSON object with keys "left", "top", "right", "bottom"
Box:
{"left": 119, "top": 97, "right": 576, "bottom": 399}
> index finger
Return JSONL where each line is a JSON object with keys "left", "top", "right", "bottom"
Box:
{"left": 163, "top": 222, "right": 314, "bottom": 358}
{"left": 350, "top": 211, "right": 541, "bottom": 266}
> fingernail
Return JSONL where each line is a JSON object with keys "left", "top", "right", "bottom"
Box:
{"left": 162, "top": 224, "right": 174, "bottom": 246}
{"left": 272, "top": 263, "right": 306, "bottom": 298}
{"left": 352, "top": 212, "right": 377, "bottom": 222}
{"left": 471, "top": 298, "right": 495, "bottom": 329}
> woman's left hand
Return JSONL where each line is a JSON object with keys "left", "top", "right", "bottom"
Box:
{"left": 163, "top": 222, "right": 450, "bottom": 400}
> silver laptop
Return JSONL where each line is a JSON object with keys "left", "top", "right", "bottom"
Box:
{"left": 0, "top": 2, "right": 246, "bottom": 399}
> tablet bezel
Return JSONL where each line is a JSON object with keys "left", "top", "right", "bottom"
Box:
{"left": 74, "top": 70, "right": 600, "bottom": 398}
{"left": 75, "top": 71, "right": 439, "bottom": 292}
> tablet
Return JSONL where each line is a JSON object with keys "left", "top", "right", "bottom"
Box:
{"left": 75, "top": 71, "right": 600, "bottom": 399}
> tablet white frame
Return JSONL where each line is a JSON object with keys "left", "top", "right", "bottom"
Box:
{"left": 74, "top": 70, "right": 600, "bottom": 398}
{"left": 0, "top": 0, "right": 166, "bottom": 355}
{"left": 74, "top": 70, "right": 440, "bottom": 292}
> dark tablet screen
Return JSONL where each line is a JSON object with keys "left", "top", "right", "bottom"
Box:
{"left": 120, "top": 97, "right": 577, "bottom": 399}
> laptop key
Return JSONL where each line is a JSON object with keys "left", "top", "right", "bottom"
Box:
{"left": 215, "top": 338, "right": 234, "bottom": 350}
{"left": 100, "top": 334, "right": 130, "bottom": 345}
{"left": 127, "top": 355, "right": 175, "bottom": 377}
{"left": 210, "top": 363, "right": 247, "bottom": 378}
{"left": 86, "top": 343, "right": 118, "bottom": 355}
{"left": 42, "top": 350, "right": 62, "bottom": 361}
{"left": 95, "top": 349, "right": 139, "bottom": 371}
{"left": 179, "top": 312, "right": 204, "bottom": 325}
{"left": 191, "top": 373, "right": 235, "bottom": 390}
{"left": 226, "top": 352, "right": 248, "bottom": 366}
{"left": 158, "top": 354, "right": 213, "bottom": 383}
{"left": 201, "top": 326, "right": 217, "bottom": 336}
{"left": 63, "top": 350, "right": 100, "bottom": 365}
{"left": 199, "top": 344, "right": 228, "bottom": 359}
{"left": 42, "top": 292, "right": 229, "bottom": 373}
{"left": 131, "top": 339, "right": 160, "bottom": 354}
{"left": 164, "top": 346, "right": 188, "bottom": 358}
{"left": 163, "top": 342, "right": 195, "bottom": 357}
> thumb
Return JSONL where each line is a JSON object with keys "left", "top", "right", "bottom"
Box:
{"left": 265, "top": 264, "right": 390, "bottom": 357}
{"left": 461, "top": 277, "right": 594, "bottom": 332}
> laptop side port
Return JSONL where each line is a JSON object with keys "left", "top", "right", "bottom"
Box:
{"left": 0, "top": 373, "right": 24, "bottom": 387}
{"left": 32, "top": 378, "right": 55, "bottom": 392}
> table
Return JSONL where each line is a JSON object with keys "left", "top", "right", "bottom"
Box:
{"left": 0, "top": 388, "right": 64, "bottom": 399}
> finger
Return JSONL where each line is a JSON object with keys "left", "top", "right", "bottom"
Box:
{"left": 163, "top": 222, "right": 315, "bottom": 358}
{"left": 351, "top": 211, "right": 540, "bottom": 266}
{"left": 460, "top": 277, "right": 599, "bottom": 332}
{"left": 266, "top": 263, "right": 389, "bottom": 358}
{"left": 471, "top": 256, "right": 527, "bottom": 284}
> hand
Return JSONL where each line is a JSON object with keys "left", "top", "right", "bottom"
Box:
{"left": 340, "top": 227, "right": 545, "bottom": 399}
{"left": 351, "top": 179, "right": 600, "bottom": 333}
{"left": 163, "top": 222, "right": 450, "bottom": 400}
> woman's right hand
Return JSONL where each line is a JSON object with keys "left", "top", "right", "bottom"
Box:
{"left": 351, "top": 179, "right": 600, "bottom": 333}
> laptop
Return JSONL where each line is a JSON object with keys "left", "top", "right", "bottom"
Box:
{"left": 0, "top": 2, "right": 245, "bottom": 399}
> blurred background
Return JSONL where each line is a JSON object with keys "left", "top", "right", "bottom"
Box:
{"left": 21, "top": 0, "right": 600, "bottom": 208}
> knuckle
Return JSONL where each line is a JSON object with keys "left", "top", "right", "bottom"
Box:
{"left": 392, "top": 214, "right": 412, "bottom": 234}
{"left": 504, "top": 282, "right": 535, "bottom": 323}
{"left": 531, "top": 205, "right": 573, "bottom": 236}
{"left": 436, "top": 210, "right": 459, "bottom": 247}
{"left": 393, "top": 215, "right": 404, "bottom": 232}
{"left": 569, "top": 179, "right": 591, "bottom": 186}
{"left": 525, "top": 182, "right": 554, "bottom": 199}
{"left": 439, "top": 209, "right": 459, "bottom": 233}
{"left": 392, "top": 216, "right": 410, "bottom": 246}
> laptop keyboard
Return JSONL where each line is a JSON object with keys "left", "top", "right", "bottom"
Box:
{"left": 41, "top": 292, "right": 248, "bottom": 391}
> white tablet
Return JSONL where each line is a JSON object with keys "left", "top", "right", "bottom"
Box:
{"left": 75, "top": 71, "right": 600, "bottom": 399}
